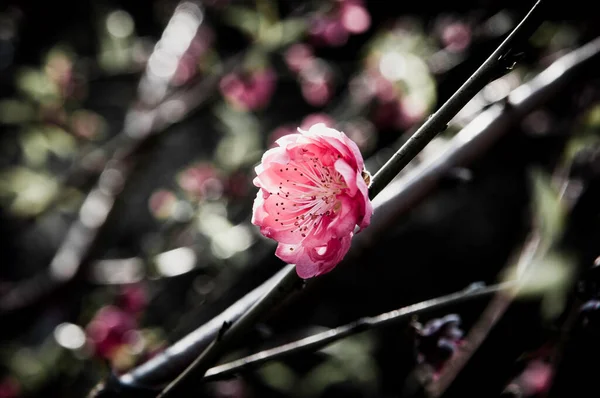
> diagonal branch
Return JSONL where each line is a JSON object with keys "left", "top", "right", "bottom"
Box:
{"left": 104, "top": 34, "right": 600, "bottom": 396}
{"left": 156, "top": 2, "right": 548, "bottom": 396}
{"left": 368, "top": 0, "right": 545, "bottom": 199}
{"left": 202, "top": 281, "right": 517, "bottom": 382}
{"left": 425, "top": 104, "right": 598, "bottom": 398}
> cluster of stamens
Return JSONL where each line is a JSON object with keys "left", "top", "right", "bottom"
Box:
{"left": 269, "top": 155, "right": 346, "bottom": 244}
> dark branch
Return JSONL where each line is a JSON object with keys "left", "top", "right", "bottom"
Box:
{"left": 155, "top": 3, "right": 548, "bottom": 395}
{"left": 104, "top": 30, "right": 600, "bottom": 398}
{"left": 368, "top": 0, "right": 545, "bottom": 199}
{"left": 202, "top": 282, "right": 516, "bottom": 382}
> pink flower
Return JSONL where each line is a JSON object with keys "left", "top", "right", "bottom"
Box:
{"left": 219, "top": 68, "right": 277, "bottom": 111}
{"left": 117, "top": 284, "right": 147, "bottom": 314}
{"left": 251, "top": 123, "right": 372, "bottom": 278}
{"left": 86, "top": 306, "right": 136, "bottom": 359}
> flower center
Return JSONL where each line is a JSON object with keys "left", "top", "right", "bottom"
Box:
{"left": 273, "top": 156, "right": 347, "bottom": 237}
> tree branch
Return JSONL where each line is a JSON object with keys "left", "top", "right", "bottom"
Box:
{"left": 425, "top": 102, "right": 598, "bottom": 398}
{"left": 155, "top": 3, "right": 548, "bottom": 396}
{"left": 201, "top": 281, "right": 516, "bottom": 382}
{"left": 103, "top": 35, "right": 600, "bottom": 395}
{"left": 367, "top": 0, "right": 545, "bottom": 199}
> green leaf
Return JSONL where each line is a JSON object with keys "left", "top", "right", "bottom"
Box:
{"left": 260, "top": 19, "right": 307, "bottom": 50}
{"left": 214, "top": 104, "right": 262, "bottom": 170}
{"left": 0, "top": 167, "right": 60, "bottom": 216}
{"left": 529, "top": 169, "right": 566, "bottom": 245}
{"left": 256, "top": 361, "right": 298, "bottom": 393}
{"left": 298, "top": 333, "right": 378, "bottom": 397}
{"left": 223, "top": 6, "right": 260, "bottom": 38}
{"left": 0, "top": 99, "right": 35, "bottom": 125}
{"left": 16, "top": 68, "right": 60, "bottom": 104}
{"left": 20, "top": 128, "right": 50, "bottom": 167}
{"left": 44, "top": 126, "right": 77, "bottom": 159}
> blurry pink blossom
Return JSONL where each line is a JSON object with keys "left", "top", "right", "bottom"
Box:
{"left": 515, "top": 360, "right": 553, "bottom": 397}
{"left": 284, "top": 43, "right": 314, "bottom": 74}
{"left": 301, "top": 80, "right": 332, "bottom": 106}
{"left": 339, "top": 3, "right": 371, "bottom": 34}
{"left": 252, "top": 123, "right": 372, "bottom": 278}
{"left": 0, "top": 377, "right": 20, "bottom": 398}
{"left": 177, "top": 163, "right": 222, "bottom": 200}
{"left": 299, "top": 60, "right": 334, "bottom": 106}
{"left": 308, "top": 1, "right": 370, "bottom": 47}
{"left": 441, "top": 22, "right": 471, "bottom": 52}
{"left": 309, "top": 17, "right": 349, "bottom": 47}
{"left": 350, "top": 69, "right": 398, "bottom": 107}
{"left": 219, "top": 67, "right": 277, "bottom": 111}
{"left": 86, "top": 306, "right": 136, "bottom": 359}
{"left": 148, "top": 189, "right": 177, "bottom": 219}
{"left": 372, "top": 73, "right": 398, "bottom": 103}
{"left": 117, "top": 284, "right": 147, "bottom": 314}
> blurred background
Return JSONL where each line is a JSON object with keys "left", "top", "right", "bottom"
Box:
{"left": 1, "top": 0, "right": 600, "bottom": 397}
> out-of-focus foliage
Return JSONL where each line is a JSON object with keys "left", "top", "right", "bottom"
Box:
{"left": 1, "top": 1, "right": 600, "bottom": 397}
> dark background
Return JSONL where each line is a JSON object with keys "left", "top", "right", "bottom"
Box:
{"left": 1, "top": 0, "right": 600, "bottom": 397}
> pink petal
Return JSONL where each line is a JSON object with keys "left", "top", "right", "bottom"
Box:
{"left": 275, "top": 133, "right": 302, "bottom": 148}
{"left": 334, "top": 158, "right": 358, "bottom": 195}
{"left": 251, "top": 190, "right": 269, "bottom": 225}
{"left": 355, "top": 171, "right": 373, "bottom": 230}
{"left": 327, "top": 195, "right": 359, "bottom": 237}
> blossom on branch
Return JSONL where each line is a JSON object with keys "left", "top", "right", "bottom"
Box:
{"left": 251, "top": 123, "right": 372, "bottom": 278}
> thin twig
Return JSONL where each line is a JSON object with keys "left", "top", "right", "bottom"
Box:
{"left": 156, "top": 3, "right": 547, "bottom": 396}
{"left": 202, "top": 281, "right": 517, "bottom": 382}
{"left": 110, "top": 35, "right": 600, "bottom": 394}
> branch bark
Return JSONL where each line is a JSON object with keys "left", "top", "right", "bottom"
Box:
{"left": 99, "top": 27, "right": 600, "bottom": 398}
{"left": 153, "top": 3, "right": 548, "bottom": 396}
{"left": 202, "top": 282, "right": 516, "bottom": 382}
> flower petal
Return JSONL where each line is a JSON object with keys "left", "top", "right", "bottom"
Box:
{"left": 334, "top": 158, "right": 358, "bottom": 196}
